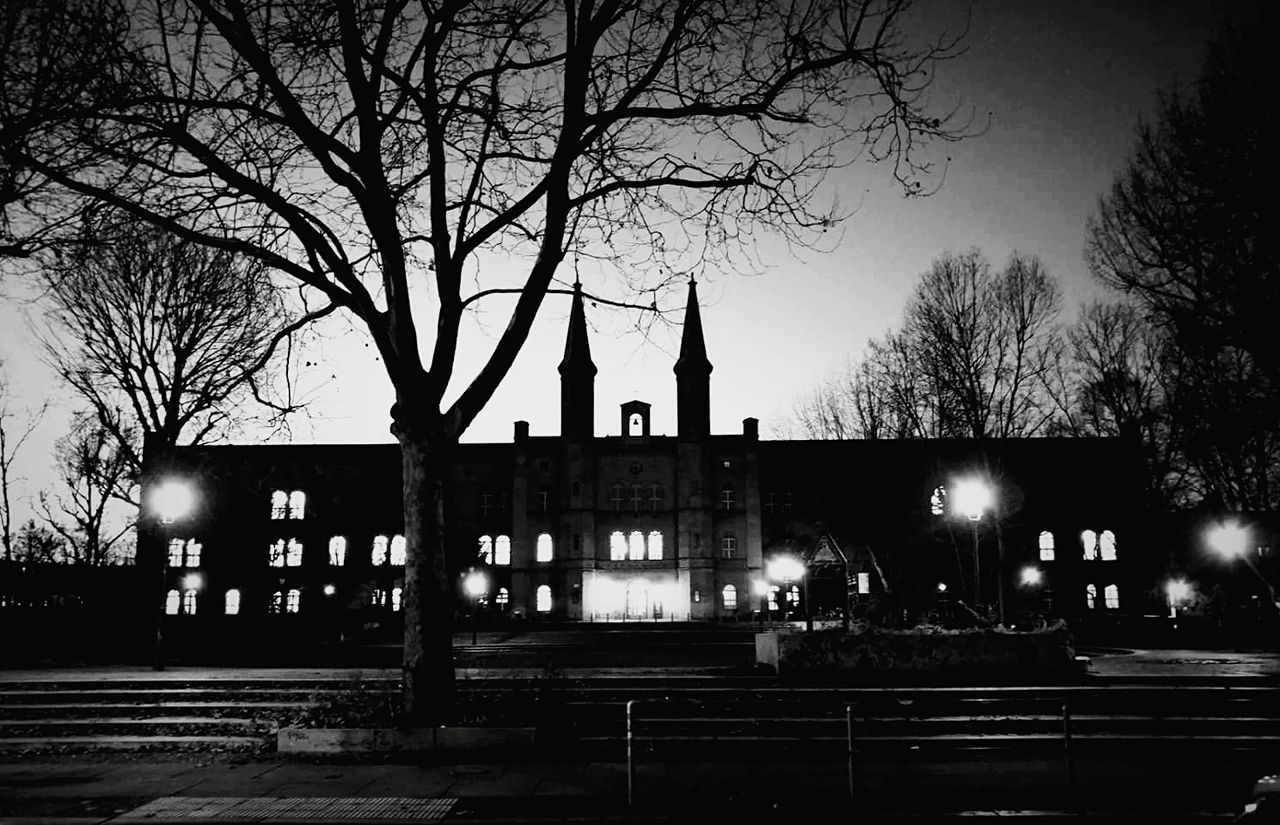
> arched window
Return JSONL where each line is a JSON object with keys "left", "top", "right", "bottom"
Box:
{"left": 328, "top": 536, "right": 347, "bottom": 566}
{"left": 391, "top": 586, "right": 403, "bottom": 612}
{"left": 720, "top": 484, "right": 736, "bottom": 511}
{"left": 1085, "top": 583, "right": 1097, "bottom": 610}
{"left": 536, "top": 585, "right": 552, "bottom": 613}
{"left": 649, "top": 484, "right": 663, "bottom": 511}
{"left": 390, "top": 535, "right": 406, "bottom": 565}
{"left": 224, "top": 589, "right": 241, "bottom": 616}
{"left": 268, "top": 539, "right": 286, "bottom": 568}
{"left": 767, "top": 585, "right": 780, "bottom": 611}
{"left": 285, "top": 538, "right": 303, "bottom": 567}
{"left": 629, "top": 413, "right": 644, "bottom": 436}
{"left": 610, "top": 483, "right": 624, "bottom": 512}
{"left": 478, "top": 535, "right": 493, "bottom": 564}
{"left": 628, "top": 530, "right": 645, "bottom": 561}
{"left": 786, "top": 584, "right": 800, "bottom": 605}
{"left": 1038, "top": 531, "right": 1055, "bottom": 562}
{"left": 1081, "top": 530, "right": 1098, "bottom": 560}
{"left": 610, "top": 531, "right": 627, "bottom": 561}
{"left": 536, "top": 533, "right": 553, "bottom": 562}
{"left": 496, "top": 587, "right": 509, "bottom": 607}
{"left": 286, "top": 589, "right": 301, "bottom": 613}
{"left": 270, "top": 490, "right": 288, "bottom": 520}
{"left": 271, "top": 591, "right": 284, "bottom": 614}
{"left": 372, "top": 535, "right": 388, "bottom": 566}
{"left": 494, "top": 535, "right": 511, "bottom": 566}
{"left": 168, "top": 538, "right": 185, "bottom": 567}
{"left": 629, "top": 484, "right": 643, "bottom": 513}
{"left": 647, "top": 531, "right": 663, "bottom": 561}
{"left": 929, "top": 485, "right": 947, "bottom": 516}
{"left": 182, "top": 589, "right": 198, "bottom": 615}
{"left": 722, "top": 584, "right": 737, "bottom": 610}
{"left": 165, "top": 589, "right": 180, "bottom": 615}
{"left": 1099, "top": 530, "right": 1117, "bottom": 561}
{"left": 288, "top": 490, "right": 306, "bottom": 519}
{"left": 1104, "top": 584, "right": 1119, "bottom": 609}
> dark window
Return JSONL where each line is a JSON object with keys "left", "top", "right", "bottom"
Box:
{"left": 691, "top": 480, "right": 702, "bottom": 497}
{"left": 629, "top": 484, "right": 643, "bottom": 513}
{"left": 479, "top": 492, "right": 493, "bottom": 516}
{"left": 765, "top": 492, "right": 776, "bottom": 515}
{"left": 722, "top": 534, "right": 737, "bottom": 559}
{"left": 610, "top": 483, "right": 624, "bottom": 512}
{"left": 572, "top": 534, "right": 583, "bottom": 553}
{"left": 538, "top": 489, "right": 550, "bottom": 512}
{"left": 720, "top": 485, "right": 735, "bottom": 511}
{"left": 571, "top": 480, "right": 582, "bottom": 497}
{"left": 649, "top": 484, "right": 663, "bottom": 511}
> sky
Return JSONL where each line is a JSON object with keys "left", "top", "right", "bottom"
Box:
{"left": 0, "top": 0, "right": 1243, "bottom": 527}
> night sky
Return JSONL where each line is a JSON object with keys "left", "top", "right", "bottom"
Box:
{"left": 0, "top": 0, "right": 1243, "bottom": 521}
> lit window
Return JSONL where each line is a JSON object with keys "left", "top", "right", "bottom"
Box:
{"left": 271, "top": 590, "right": 284, "bottom": 614}
{"left": 268, "top": 539, "right": 286, "bottom": 568}
{"left": 767, "top": 585, "right": 779, "bottom": 611}
{"left": 647, "top": 531, "right": 663, "bottom": 561}
{"left": 536, "top": 533, "right": 553, "bottom": 562}
{"left": 168, "top": 538, "right": 184, "bottom": 567}
{"left": 536, "top": 585, "right": 552, "bottom": 612}
{"left": 930, "top": 485, "right": 947, "bottom": 516}
{"left": 390, "top": 534, "right": 406, "bottom": 565}
{"left": 329, "top": 536, "right": 347, "bottom": 566}
{"left": 285, "top": 538, "right": 303, "bottom": 567}
{"left": 391, "top": 586, "right": 403, "bottom": 612}
{"left": 478, "top": 535, "right": 493, "bottom": 564}
{"left": 270, "top": 490, "right": 287, "bottom": 520}
{"left": 1104, "top": 584, "right": 1119, "bottom": 610}
{"left": 786, "top": 584, "right": 800, "bottom": 605}
{"left": 184, "top": 540, "right": 201, "bottom": 567}
{"left": 286, "top": 588, "right": 300, "bottom": 613}
{"left": 649, "top": 484, "right": 663, "bottom": 511}
{"left": 722, "top": 534, "right": 737, "bottom": 559}
{"left": 1082, "top": 530, "right": 1098, "bottom": 560}
{"left": 610, "top": 484, "right": 624, "bottom": 512}
{"left": 1039, "top": 531, "right": 1055, "bottom": 562}
{"left": 288, "top": 490, "right": 306, "bottom": 519}
{"left": 496, "top": 587, "right": 509, "bottom": 606}
{"left": 857, "top": 572, "right": 871, "bottom": 595}
{"left": 182, "top": 589, "right": 197, "bottom": 615}
{"left": 629, "top": 484, "right": 643, "bottom": 513}
{"left": 722, "top": 584, "right": 737, "bottom": 610}
{"left": 165, "top": 589, "right": 180, "bottom": 615}
{"left": 720, "top": 485, "right": 735, "bottom": 511}
{"left": 1099, "top": 530, "right": 1117, "bottom": 561}
{"left": 372, "top": 535, "right": 388, "bottom": 566}
{"left": 495, "top": 535, "right": 511, "bottom": 566}
{"left": 1085, "top": 583, "right": 1097, "bottom": 610}
{"left": 224, "top": 589, "right": 240, "bottom": 615}
{"left": 371, "top": 588, "right": 385, "bottom": 607}
{"left": 628, "top": 530, "right": 645, "bottom": 561}
{"left": 610, "top": 531, "right": 627, "bottom": 561}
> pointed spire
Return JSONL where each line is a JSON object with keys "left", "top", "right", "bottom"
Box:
{"left": 558, "top": 281, "right": 596, "bottom": 377}
{"left": 674, "top": 277, "right": 712, "bottom": 376}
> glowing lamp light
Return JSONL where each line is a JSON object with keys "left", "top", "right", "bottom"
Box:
{"left": 180, "top": 572, "right": 203, "bottom": 591}
{"left": 1020, "top": 566, "right": 1043, "bottom": 586}
{"left": 766, "top": 556, "right": 805, "bottom": 582}
{"left": 1165, "top": 579, "right": 1192, "bottom": 603}
{"left": 151, "top": 480, "right": 196, "bottom": 524}
{"left": 323, "top": 584, "right": 337, "bottom": 597}
{"left": 752, "top": 578, "right": 770, "bottom": 597}
{"left": 951, "top": 479, "right": 992, "bottom": 521}
{"left": 464, "top": 570, "right": 488, "bottom": 599}
{"left": 936, "top": 582, "right": 948, "bottom": 593}
{"left": 1206, "top": 521, "right": 1249, "bottom": 559}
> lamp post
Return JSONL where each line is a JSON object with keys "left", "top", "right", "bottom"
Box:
{"left": 463, "top": 570, "right": 488, "bottom": 646}
{"left": 1206, "top": 521, "right": 1278, "bottom": 618}
{"left": 952, "top": 479, "right": 994, "bottom": 621}
{"left": 149, "top": 480, "right": 195, "bottom": 671}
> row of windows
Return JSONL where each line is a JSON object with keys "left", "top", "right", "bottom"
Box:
{"left": 165, "top": 585, "right": 518, "bottom": 616}
{"left": 1037, "top": 530, "right": 1118, "bottom": 562}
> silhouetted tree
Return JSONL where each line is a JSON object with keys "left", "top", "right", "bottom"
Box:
{"left": 13, "top": 518, "right": 64, "bottom": 564}
{"left": 0, "top": 369, "right": 47, "bottom": 561}
{"left": 38, "top": 416, "right": 133, "bottom": 565}
{"left": 3, "top": 0, "right": 969, "bottom": 720}
{"left": 1087, "top": 8, "right": 1280, "bottom": 508}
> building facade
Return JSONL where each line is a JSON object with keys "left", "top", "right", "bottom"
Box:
{"left": 138, "top": 281, "right": 1148, "bottom": 644}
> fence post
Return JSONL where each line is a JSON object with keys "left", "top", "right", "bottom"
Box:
{"left": 846, "top": 704, "right": 857, "bottom": 799}
{"left": 1062, "top": 701, "right": 1075, "bottom": 790}
{"left": 626, "top": 699, "right": 637, "bottom": 807}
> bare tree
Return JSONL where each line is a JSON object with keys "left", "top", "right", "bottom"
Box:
{"left": 1087, "top": 8, "right": 1279, "bottom": 507}
{"left": 37, "top": 219, "right": 312, "bottom": 490}
{"left": 4, "top": 0, "right": 968, "bottom": 720}
{"left": 0, "top": 370, "right": 47, "bottom": 560}
{"left": 37, "top": 415, "right": 133, "bottom": 565}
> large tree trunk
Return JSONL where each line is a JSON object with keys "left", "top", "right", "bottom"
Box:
{"left": 397, "top": 429, "right": 456, "bottom": 724}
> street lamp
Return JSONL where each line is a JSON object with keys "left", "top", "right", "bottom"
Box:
{"left": 952, "top": 478, "right": 996, "bottom": 621}
{"left": 766, "top": 555, "right": 809, "bottom": 630}
{"left": 463, "top": 570, "right": 488, "bottom": 646}
{"left": 1020, "top": 566, "right": 1042, "bottom": 587}
{"left": 1205, "top": 521, "right": 1278, "bottom": 617}
{"left": 149, "top": 479, "right": 196, "bottom": 671}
